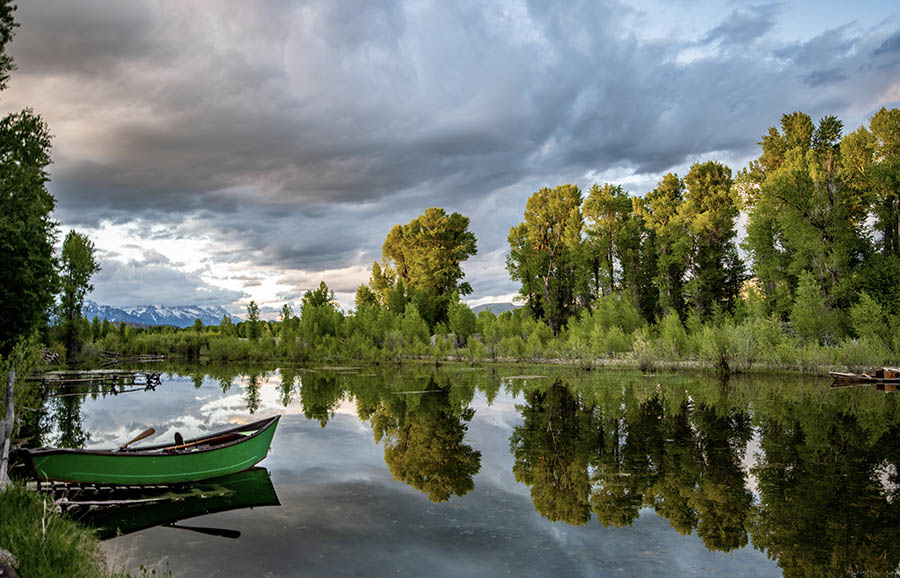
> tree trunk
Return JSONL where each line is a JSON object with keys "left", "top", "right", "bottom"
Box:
{"left": 66, "top": 310, "right": 79, "bottom": 367}
{"left": 0, "top": 370, "right": 13, "bottom": 490}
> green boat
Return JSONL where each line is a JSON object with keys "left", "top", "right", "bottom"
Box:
{"left": 62, "top": 467, "right": 281, "bottom": 539}
{"left": 24, "top": 415, "right": 280, "bottom": 485}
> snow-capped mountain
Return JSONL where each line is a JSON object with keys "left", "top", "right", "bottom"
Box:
{"left": 83, "top": 301, "right": 231, "bottom": 328}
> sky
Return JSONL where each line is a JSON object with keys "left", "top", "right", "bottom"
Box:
{"left": 2, "top": 0, "right": 899, "bottom": 317}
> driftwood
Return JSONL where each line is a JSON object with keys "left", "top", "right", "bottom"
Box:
{"left": 98, "top": 352, "right": 166, "bottom": 367}
{"left": 0, "top": 370, "right": 13, "bottom": 490}
{"left": 27, "top": 370, "right": 162, "bottom": 389}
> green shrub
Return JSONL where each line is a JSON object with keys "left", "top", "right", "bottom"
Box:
{"left": 498, "top": 335, "right": 527, "bottom": 360}
{"left": 601, "top": 326, "right": 630, "bottom": 356}
{"left": 790, "top": 272, "right": 841, "bottom": 344}
{"left": 696, "top": 323, "right": 732, "bottom": 371}
{"left": 630, "top": 326, "right": 656, "bottom": 372}
{"left": 833, "top": 337, "right": 892, "bottom": 371}
{"left": 849, "top": 292, "right": 889, "bottom": 345}
{"left": 656, "top": 310, "right": 688, "bottom": 360}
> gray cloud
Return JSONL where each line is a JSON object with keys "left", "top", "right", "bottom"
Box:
{"left": 873, "top": 30, "right": 900, "bottom": 56}
{"left": 88, "top": 248, "right": 245, "bottom": 307}
{"left": 701, "top": 3, "right": 779, "bottom": 47}
{"left": 802, "top": 68, "right": 848, "bottom": 87}
{"left": 2, "top": 1, "right": 899, "bottom": 305}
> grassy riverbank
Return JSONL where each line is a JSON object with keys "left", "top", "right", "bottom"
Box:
{"left": 0, "top": 484, "right": 162, "bottom": 578}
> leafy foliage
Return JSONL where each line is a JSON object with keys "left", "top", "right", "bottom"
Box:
{"left": 0, "top": 109, "right": 56, "bottom": 355}
{"left": 377, "top": 207, "right": 477, "bottom": 327}
{"left": 59, "top": 230, "right": 100, "bottom": 364}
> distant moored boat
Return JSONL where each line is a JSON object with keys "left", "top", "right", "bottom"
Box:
{"left": 829, "top": 368, "right": 900, "bottom": 384}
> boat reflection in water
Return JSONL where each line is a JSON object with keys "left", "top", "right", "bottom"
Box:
{"left": 54, "top": 467, "right": 279, "bottom": 540}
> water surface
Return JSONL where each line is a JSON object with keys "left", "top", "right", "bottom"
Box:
{"left": 34, "top": 364, "right": 900, "bottom": 577}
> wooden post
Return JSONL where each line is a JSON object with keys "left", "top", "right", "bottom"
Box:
{"left": 0, "top": 369, "right": 14, "bottom": 490}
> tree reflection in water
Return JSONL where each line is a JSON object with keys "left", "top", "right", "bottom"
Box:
{"left": 299, "top": 371, "right": 346, "bottom": 427}
{"left": 510, "top": 376, "right": 900, "bottom": 575}
{"left": 291, "top": 367, "right": 898, "bottom": 575}
{"left": 49, "top": 392, "right": 89, "bottom": 449}
{"left": 751, "top": 407, "right": 900, "bottom": 577}
{"left": 510, "top": 381, "right": 751, "bottom": 542}
{"left": 363, "top": 376, "right": 482, "bottom": 503}
{"left": 244, "top": 372, "right": 262, "bottom": 414}
{"left": 510, "top": 383, "right": 598, "bottom": 525}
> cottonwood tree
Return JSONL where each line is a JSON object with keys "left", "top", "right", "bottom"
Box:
{"left": 744, "top": 112, "right": 867, "bottom": 319}
{"left": 681, "top": 160, "right": 743, "bottom": 319}
{"left": 245, "top": 301, "right": 261, "bottom": 340}
{"left": 868, "top": 107, "right": 900, "bottom": 257}
{"left": 507, "top": 184, "right": 584, "bottom": 333}
{"left": 639, "top": 173, "right": 690, "bottom": 318}
{"left": 299, "top": 281, "right": 342, "bottom": 343}
{"left": 0, "top": 110, "right": 56, "bottom": 357}
{"left": 59, "top": 230, "right": 100, "bottom": 365}
{"left": 374, "top": 207, "right": 477, "bottom": 327}
{"left": 583, "top": 182, "right": 632, "bottom": 298}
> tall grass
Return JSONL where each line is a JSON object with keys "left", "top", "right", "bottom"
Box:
{"left": 0, "top": 484, "right": 141, "bottom": 577}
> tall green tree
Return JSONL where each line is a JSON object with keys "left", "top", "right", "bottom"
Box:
{"left": 59, "top": 230, "right": 100, "bottom": 364}
{"left": 639, "top": 173, "right": 689, "bottom": 318}
{"left": 616, "top": 196, "right": 659, "bottom": 322}
{"left": 681, "top": 161, "right": 742, "bottom": 318}
{"left": 506, "top": 222, "right": 544, "bottom": 320}
{"left": 583, "top": 183, "right": 632, "bottom": 297}
{"left": 744, "top": 112, "right": 865, "bottom": 318}
{"left": 0, "top": 0, "right": 15, "bottom": 92}
{"left": 245, "top": 300, "right": 261, "bottom": 340}
{"left": 378, "top": 207, "right": 477, "bottom": 327}
{"left": 0, "top": 109, "right": 56, "bottom": 356}
{"left": 366, "top": 261, "right": 395, "bottom": 307}
{"left": 507, "top": 184, "right": 583, "bottom": 333}
{"left": 299, "top": 281, "right": 342, "bottom": 342}
{"left": 868, "top": 107, "right": 900, "bottom": 257}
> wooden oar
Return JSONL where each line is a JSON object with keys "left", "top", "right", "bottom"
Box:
{"left": 164, "top": 524, "right": 241, "bottom": 539}
{"left": 161, "top": 432, "right": 243, "bottom": 452}
{"left": 115, "top": 427, "right": 155, "bottom": 452}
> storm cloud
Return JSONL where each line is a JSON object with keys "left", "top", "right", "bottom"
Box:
{"left": 1, "top": 0, "right": 898, "bottom": 310}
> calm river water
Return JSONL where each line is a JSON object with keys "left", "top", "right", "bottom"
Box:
{"left": 34, "top": 364, "right": 900, "bottom": 577}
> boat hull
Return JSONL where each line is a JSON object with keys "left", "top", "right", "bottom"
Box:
{"left": 26, "top": 416, "right": 279, "bottom": 485}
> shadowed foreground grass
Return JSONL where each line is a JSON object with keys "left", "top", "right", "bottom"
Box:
{"left": 0, "top": 484, "right": 164, "bottom": 578}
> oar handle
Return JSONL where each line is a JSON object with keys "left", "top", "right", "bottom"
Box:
{"left": 119, "top": 427, "right": 155, "bottom": 450}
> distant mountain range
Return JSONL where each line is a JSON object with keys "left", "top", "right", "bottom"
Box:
{"left": 83, "top": 300, "right": 231, "bottom": 328}
{"left": 470, "top": 302, "right": 518, "bottom": 315}
{"left": 82, "top": 300, "right": 515, "bottom": 328}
